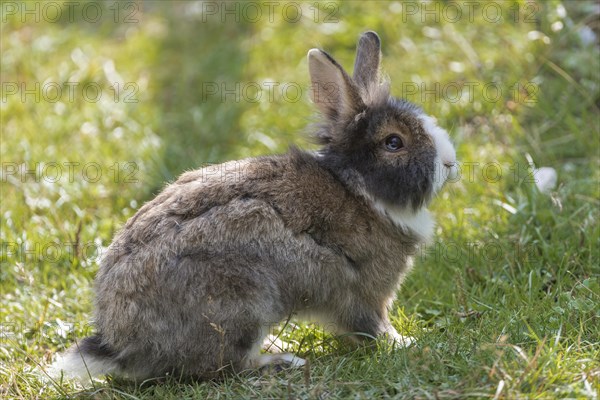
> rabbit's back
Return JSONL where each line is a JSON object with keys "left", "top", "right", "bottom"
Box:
{"left": 91, "top": 149, "right": 407, "bottom": 378}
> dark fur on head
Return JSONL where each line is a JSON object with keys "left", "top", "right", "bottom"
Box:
{"left": 308, "top": 32, "right": 437, "bottom": 210}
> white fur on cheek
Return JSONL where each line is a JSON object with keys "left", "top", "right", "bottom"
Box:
{"left": 418, "top": 115, "right": 457, "bottom": 192}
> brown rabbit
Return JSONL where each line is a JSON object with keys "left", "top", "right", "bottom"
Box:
{"left": 51, "top": 31, "right": 457, "bottom": 382}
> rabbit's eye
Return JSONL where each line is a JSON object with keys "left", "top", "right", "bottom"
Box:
{"left": 384, "top": 135, "right": 403, "bottom": 152}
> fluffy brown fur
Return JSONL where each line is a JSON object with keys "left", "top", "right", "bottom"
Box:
{"left": 50, "top": 31, "right": 457, "bottom": 382}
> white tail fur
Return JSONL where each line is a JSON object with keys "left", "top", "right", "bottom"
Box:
{"left": 48, "top": 345, "right": 119, "bottom": 384}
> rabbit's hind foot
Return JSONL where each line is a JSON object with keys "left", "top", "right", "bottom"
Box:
{"left": 248, "top": 352, "right": 306, "bottom": 370}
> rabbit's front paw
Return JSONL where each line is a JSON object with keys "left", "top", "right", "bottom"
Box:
{"left": 383, "top": 328, "right": 415, "bottom": 348}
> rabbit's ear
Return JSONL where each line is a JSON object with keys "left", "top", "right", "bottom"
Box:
{"left": 308, "top": 49, "right": 364, "bottom": 121}
{"left": 353, "top": 31, "right": 382, "bottom": 98}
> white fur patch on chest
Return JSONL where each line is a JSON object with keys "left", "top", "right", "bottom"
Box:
{"left": 371, "top": 200, "right": 435, "bottom": 242}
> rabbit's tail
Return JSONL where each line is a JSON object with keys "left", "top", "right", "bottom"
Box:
{"left": 48, "top": 335, "right": 121, "bottom": 383}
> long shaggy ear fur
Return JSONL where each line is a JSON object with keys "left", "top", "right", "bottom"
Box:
{"left": 308, "top": 32, "right": 393, "bottom": 145}
{"left": 353, "top": 31, "right": 382, "bottom": 98}
{"left": 307, "top": 49, "right": 364, "bottom": 122}
{"left": 353, "top": 31, "right": 391, "bottom": 107}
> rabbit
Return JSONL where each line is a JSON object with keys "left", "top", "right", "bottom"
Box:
{"left": 50, "top": 31, "right": 458, "bottom": 383}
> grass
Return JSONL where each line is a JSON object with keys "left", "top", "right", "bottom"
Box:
{"left": 1, "top": 0, "right": 599, "bottom": 398}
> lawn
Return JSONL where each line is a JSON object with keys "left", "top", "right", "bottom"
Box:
{"left": 1, "top": 1, "right": 599, "bottom": 399}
